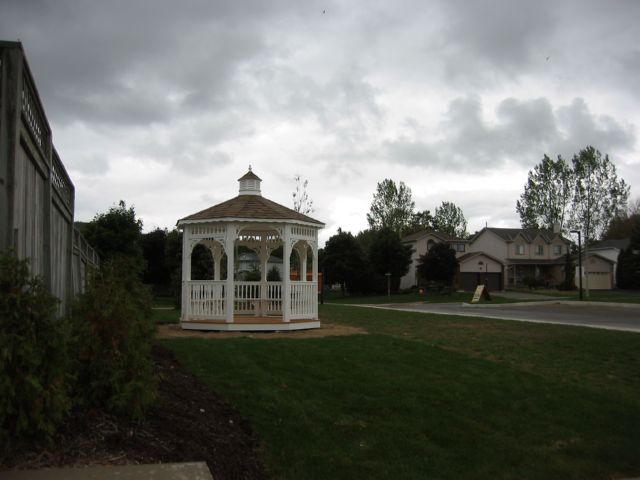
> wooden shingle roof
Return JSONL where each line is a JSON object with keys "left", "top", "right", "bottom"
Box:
{"left": 179, "top": 195, "right": 324, "bottom": 226}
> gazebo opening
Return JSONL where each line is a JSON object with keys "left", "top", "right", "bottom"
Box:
{"left": 177, "top": 168, "right": 324, "bottom": 331}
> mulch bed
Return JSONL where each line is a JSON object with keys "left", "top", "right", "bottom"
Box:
{"left": 1, "top": 346, "right": 267, "bottom": 480}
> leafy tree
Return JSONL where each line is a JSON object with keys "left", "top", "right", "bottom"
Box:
{"left": 293, "top": 174, "right": 314, "bottom": 215}
{"left": 142, "top": 228, "right": 170, "bottom": 290}
{"left": 405, "top": 209, "right": 434, "bottom": 235}
{"left": 416, "top": 243, "right": 459, "bottom": 286}
{"left": 433, "top": 201, "right": 468, "bottom": 238}
{"left": 569, "top": 146, "right": 629, "bottom": 244}
{"left": 355, "top": 229, "right": 378, "bottom": 257}
{"left": 366, "top": 179, "right": 415, "bottom": 235}
{"left": 516, "top": 155, "right": 573, "bottom": 231}
{"left": 83, "top": 200, "right": 143, "bottom": 263}
{"left": 603, "top": 199, "right": 640, "bottom": 240}
{"left": 267, "top": 266, "right": 281, "bottom": 282}
{"left": 321, "top": 229, "right": 368, "bottom": 295}
{"left": 368, "top": 227, "right": 413, "bottom": 293}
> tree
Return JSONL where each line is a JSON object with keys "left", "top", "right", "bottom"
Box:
{"left": 603, "top": 198, "right": 640, "bottom": 240}
{"left": 433, "top": 201, "right": 467, "bottom": 238}
{"left": 83, "top": 200, "right": 143, "bottom": 263}
{"left": 142, "top": 228, "right": 170, "bottom": 290}
{"left": 569, "top": 146, "right": 629, "bottom": 243}
{"left": 405, "top": 209, "right": 434, "bottom": 235}
{"left": 416, "top": 243, "right": 458, "bottom": 286}
{"left": 293, "top": 174, "right": 314, "bottom": 215}
{"left": 366, "top": 179, "right": 415, "bottom": 235}
{"left": 516, "top": 154, "right": 573, "bottom": 231}
{"left": 321, "top": 229, "right": 368, "bottom": 295}
{"left": 368, "top": 227, "right": 413, "bottom": 292}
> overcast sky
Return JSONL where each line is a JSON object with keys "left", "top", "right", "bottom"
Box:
{"left": 2, "top": 0, "right": 639, "bottom": 245}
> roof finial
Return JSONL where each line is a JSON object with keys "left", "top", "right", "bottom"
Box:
{"left": 249, "top": 165, "right": 252, "bottom": 172}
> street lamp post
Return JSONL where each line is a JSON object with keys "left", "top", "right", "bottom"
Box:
{"left": 571, "top": 230, "right": 583, "bottom": 301}
{"left": 385, "top": 272, "right": 391, "bottom": 301}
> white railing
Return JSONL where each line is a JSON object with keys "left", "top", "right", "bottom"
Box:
{"left": 234, "top": 281, "right": 261, "bottom": 314}
{"left": 186, "top": 280, "right": 316, "bottom": 319}
{"left": 291, "top": 282, "right": 315, "bottom": 318}
{"left": 234, "top": 281, "right": 284, "bottom": 315}
{"left": 189, "top": 281, "right": 225, "bottom": 318}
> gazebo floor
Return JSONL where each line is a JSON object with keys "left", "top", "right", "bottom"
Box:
{"left": 181, "top": 316, "right": 320, "bottom": 332}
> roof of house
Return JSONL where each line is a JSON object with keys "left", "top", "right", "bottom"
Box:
{"left": 179, "top": 195, "right": 323, "bottom": 225}
{"left": 456, "top": 251, "right": 505, "bottom": 265}
{"left": 238, "top": 170, "right": 262, "bottom": 181}
{"left": 591, "top": 238, "right": 630, "bottom": 250}
{"left": 472, "top": 227, "right": 567, "bottom": 243}
{"left": 401, "top": 229, "right": 465, "bottom": 243}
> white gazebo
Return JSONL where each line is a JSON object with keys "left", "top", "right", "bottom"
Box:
{"left": 177, "top": 169, "right": 324, "bottom": 331}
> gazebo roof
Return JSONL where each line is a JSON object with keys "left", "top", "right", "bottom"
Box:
{"left": 178, "top": 168, "right": 324, "bottom": 226}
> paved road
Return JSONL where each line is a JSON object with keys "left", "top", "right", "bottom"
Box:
{"left": 362, "top": 301, "right": 640, "bottom": 333}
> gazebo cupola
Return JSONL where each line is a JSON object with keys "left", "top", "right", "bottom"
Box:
{"left": 176, "top": 168, "right": 324, "bottom": 331}
{"left": 238, "top": 167, "right": 262, "bottom": 196}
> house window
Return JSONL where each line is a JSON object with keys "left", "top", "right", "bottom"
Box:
{"left": 455, "top": 243, "right": 465, "bottom": 252}
{"left": 515, "top": 245, "right": 525, "bottom": 255}
{"left": 553, "top": 245, "right": 562, "bottom": 255}
{"left": 535, "top": 245, "right": 544, "bottom": 255}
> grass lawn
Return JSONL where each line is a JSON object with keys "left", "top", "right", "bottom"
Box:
{"left": 160, "top": 304, "right": 640, "bottom": 479}
{"left": 505, "top": 288, "right": 640, "bottom": 304}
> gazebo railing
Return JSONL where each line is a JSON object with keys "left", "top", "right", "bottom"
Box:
{"left": 291, "top": 282, "right": 316, "bottom": 318}
{"left": 188, "top": 280, "right": 225, "bottom": 318}
{"left": 185, "top": 280, "right": 314, "bottom": 320}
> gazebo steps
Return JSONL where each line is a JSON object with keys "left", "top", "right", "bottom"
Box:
{"left": 180, "top": 317, "right": 320, "bottom": 332}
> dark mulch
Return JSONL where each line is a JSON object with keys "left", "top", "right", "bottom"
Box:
{"left": 1, "top": 345, "right": 267, "bottom": 480}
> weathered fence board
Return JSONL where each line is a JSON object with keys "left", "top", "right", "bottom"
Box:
{"left": 0, "top": 41, "right": 97, "bottom": 316}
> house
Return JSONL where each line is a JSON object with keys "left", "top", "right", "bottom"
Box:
{"left": 237, "top": 252, "right": 283, "bottom": 280}
{"left": 399, "top": 229, "right": 468, "bottom": 290}
{"left": 400, "top": 227, "right": 572, "bottom": 291}
{"left": 571, "top": 238, "right": 629, "bottom": 290}
{"left": 583, "top": 239, "right": 630, "bottom": 288}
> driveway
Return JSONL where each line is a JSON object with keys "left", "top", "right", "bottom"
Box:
{"left": 361, "top": 301, "right": 640, "bottom": 333}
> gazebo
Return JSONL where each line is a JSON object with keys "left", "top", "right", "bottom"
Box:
{"left": 177, "top": 169, "right": 324, "bottom": 331}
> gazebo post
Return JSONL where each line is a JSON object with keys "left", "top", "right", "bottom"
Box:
{"left": 312, "top": 240, "right": 319, "bottom": 320}
{"left": 224, "top": 225, "right": 235, "bottom": 323}
{"left": 181, "top": 225, "right": 192, "bottom": 321}
{"left": 283, "top": 225, "right": 292, "bottom": 323}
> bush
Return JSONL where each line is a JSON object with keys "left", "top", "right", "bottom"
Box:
{"left": 267, "top": 266, "right": 281, "bottom": 282}
{"left": 72, "top": 256, "right": 157, "bottom": 419}
{"left": 0, "top": 251, "right": 72, "bottom": 445}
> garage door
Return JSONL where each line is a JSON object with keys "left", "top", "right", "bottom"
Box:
{"left": 587, "top": 272, "right": 612, "bottom": 290}
{"left": 458, "top": 272, "right": 502, "bottom": 291}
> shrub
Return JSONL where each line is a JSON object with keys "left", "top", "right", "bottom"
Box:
{"left": 0, "top": 251, "right": 72, "bottom": 445}
{"left": 72, "top": 256, "right": 157, "bottom": 419}
{"left": 267, "top": 266, "right": 281, "bottom": 282}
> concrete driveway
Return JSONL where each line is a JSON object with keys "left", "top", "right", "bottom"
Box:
{"left": 361, "top": 301, "right": 640, "bottom": 333}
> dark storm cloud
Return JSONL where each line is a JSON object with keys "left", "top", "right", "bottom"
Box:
{"left": 0, "top": 0, "right": 322, "bottom": 126}
{"left": 384, "top": 96, "right": 635, "bottom": 170}
{"left": 437, "top": 0, "right": 555, "bottom": 84}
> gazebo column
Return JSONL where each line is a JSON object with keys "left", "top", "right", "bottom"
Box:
{"left": 258, "top": 242, "right": 271, "bottom": 307}
{"left": 311, "top": 240, "right": 319, "bottom": 320}
{"left": 210, "top": 243, "right": 224, "bottom": 281}
{"left": 294, "top": 243, "right": 308, "bottom": 281}
{"left": 224, "top": 226, "right": 236, "bottom": 323}
{"left": 283, "top": 225, "right": 292, "bottom": 323}
{"left": 181, "top": 227, "right": 192, "bottom": 321}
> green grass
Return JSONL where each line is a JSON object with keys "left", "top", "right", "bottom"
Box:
{"left": 150, "top": 307, "right": 180, "bottom": 324}
{"left": 160, "top": 305, "right": 640, "bottom": 479}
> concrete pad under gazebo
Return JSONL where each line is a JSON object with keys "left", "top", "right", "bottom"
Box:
{"left": 176, "top": 168, "right": 324, "bottom": 331}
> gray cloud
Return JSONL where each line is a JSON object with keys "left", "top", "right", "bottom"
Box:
{"left": 385, "top": 96, "right": 635, "bottom": 171}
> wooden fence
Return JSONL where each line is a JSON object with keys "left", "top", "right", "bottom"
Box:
{"left": 0, "top": 41, "right": 98, "bottom": 316}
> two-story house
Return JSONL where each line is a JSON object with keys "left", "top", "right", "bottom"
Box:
{"left": 400, "top": 227, "right": 572, "bottom": 291}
